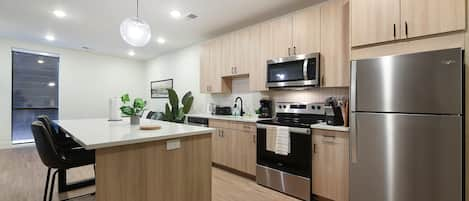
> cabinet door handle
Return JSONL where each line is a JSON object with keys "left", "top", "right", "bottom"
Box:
{"left": 313, "top": 144, "right": 317, "bottom": 153}
{"left": 293, "top": 46, "right": 296, "bottom": 55}
{"left": 221, "top": 130, "right": 224, "bottom": 137}
{"left": 405, "top": 21, "right": 408, "bottom": 38}
{"left": 235, "top": 66, "right": 237, "bottom": 74}
{"left": 393, "top": 24, "right": 396, "bottom": 39}
{"left": 252, "top": 134, "right": 256, "bottom": 144}
{"left": 288, "top": 47, "right": 291, "bottom": 56}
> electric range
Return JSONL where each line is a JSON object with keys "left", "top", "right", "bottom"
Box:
{"left": 255, "top": 102, "right": 325, "bottom": 201}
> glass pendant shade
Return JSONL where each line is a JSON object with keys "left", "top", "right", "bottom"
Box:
{"left": 120, "top": 17, "right": 152, "bottom": 47}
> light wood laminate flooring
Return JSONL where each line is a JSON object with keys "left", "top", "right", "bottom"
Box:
{"left": 0, "top": 145, "right": 299, "bottom": 201}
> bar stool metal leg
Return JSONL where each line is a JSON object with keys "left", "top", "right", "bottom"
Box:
{"left": 43, "top": 168, "right": 51, "bottom": 201}
{"left": 49, "top": 170, "right": 59, "bottom": 201}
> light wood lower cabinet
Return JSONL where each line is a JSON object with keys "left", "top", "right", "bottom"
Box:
{"left": 209, "top": 119, "right": 256, "bottom": 176}
{"left": 312, "top": 129, "right": 349, "bottom": 201}
{"left": 96, "top": 134, "right": 212, "bottom": 201}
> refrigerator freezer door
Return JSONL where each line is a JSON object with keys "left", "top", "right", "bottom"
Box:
{"left": 350, "top": 112, "right": 462, "bottom": 201}
{"left": 351, "top": 48, "right": 463, "bottom": 114}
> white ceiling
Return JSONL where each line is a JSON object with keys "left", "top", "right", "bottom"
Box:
{"left": 0, "top": 0, "right": 323, "bottom": 60}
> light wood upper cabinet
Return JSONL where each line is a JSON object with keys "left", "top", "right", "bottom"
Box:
{"left": 401, "top": 0, "right": 465, "bottom": 39}
{"left": 293, "top": 6, "right": 321, "bottom": 55}
{"left": 221, "top": 33, "right": 235, "bottom": 76}
{"left": 249, "top": 24, "right": 268, "bottom": 91}
{"left": 351, "top": 0, "right": 401, "bottom": 47}
{"left": 312, "top": 129, "right": 349, "bottom": 201}
{"left": 320, "top": 0, "right": 350, "bottom": 87}
{"left": 351, "top": 0, "right": 466, "bottom": 47}
{"left": 200, "top": 38, "right": 230, "bottom": 94}
{"left": 220, "top": 29, "right": 251, "bottom": 77}
{"left": 199, "top": 42, "right": 211, "bottom": 93}
{"left": 270, "top": 15, "right": 294, "bottom": 58}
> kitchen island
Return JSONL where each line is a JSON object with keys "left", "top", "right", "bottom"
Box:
{"left": 55, "top": 118, "right": 215, "bottom": 201}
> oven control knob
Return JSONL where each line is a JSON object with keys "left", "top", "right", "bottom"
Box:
{"left": 278, "top": 105, "right": 282, "bottom": 109}
{"left": 283, "top": 105, "right": 287, "bottom": 109}
{"left": 317, "top": 106, "right": 321, "bottom": 110}
{"left": 311, "top": 106, "right": 316, "bottom": 110}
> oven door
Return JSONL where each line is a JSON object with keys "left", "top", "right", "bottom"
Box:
{"left": 266, "top": 53, "right": 319, "bottom": 88}
{"left": 256, "top": 124, "right": 312, "bottom": 178}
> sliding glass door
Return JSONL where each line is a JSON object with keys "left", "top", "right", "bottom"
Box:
{"left": 12, "top": 50, "right": 59, "bottom": 144}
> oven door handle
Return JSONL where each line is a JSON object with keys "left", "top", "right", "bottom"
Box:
{"left": 256, "top": 124, "right": 311, "bottom": 135}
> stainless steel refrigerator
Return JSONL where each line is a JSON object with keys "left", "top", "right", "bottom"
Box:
{"left": 350, "top": 48, "right": 464, "bottom": 201}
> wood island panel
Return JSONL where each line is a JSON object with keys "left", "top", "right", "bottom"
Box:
{"left": 95, "top": 134, "right": 212, "bottom": 201}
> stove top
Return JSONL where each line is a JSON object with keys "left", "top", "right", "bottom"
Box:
{"left": 256, "top": 102, "right": 326, "bottom": 128}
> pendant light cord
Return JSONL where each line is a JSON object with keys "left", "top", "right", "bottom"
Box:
{"left": 136, "top": 0, "right": 139, "bottom": 18}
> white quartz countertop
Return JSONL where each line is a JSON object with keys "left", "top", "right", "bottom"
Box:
{"left": 310, "top": 123, "right": 350, "bottom": 132}
{"left": 54, "top": 118, "right": 215, "bottom": 150}
{"left": 186, "top": 113, "right": 269, "bottom": 123}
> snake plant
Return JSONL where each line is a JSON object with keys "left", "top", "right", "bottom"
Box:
{"left": 163, "top": 89, "right": 194, "bottom": 123}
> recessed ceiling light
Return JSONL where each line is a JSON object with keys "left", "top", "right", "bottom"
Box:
{"left": 45, "top": 34, "right": 55, "bottom": 41}
{"left": 48, "top": 82, "right": 56, "bottom": 87}
{"left": 53, "top": 10, "right": 67, "bottom": 18}
{"left": 170, "top": 10, "right": 182, "bottom": 18}
{"left": 157, "top": 37, "right": 166, "bottom": 44}
{"left": 37, "top": 59, "right": 44, "bottom": 64}
{"left": 128, "top": 50, "right": 136, "bottom": 56}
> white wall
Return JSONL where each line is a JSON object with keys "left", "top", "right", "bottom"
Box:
{"left": 0, "top": 38, "right": 145, "bottom": 148}
{"left": 144, "top": 45, "right": 210, "bottom": 114}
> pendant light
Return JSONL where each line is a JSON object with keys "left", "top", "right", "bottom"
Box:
{"left": 120, "top": 0, "right": 151, "bottom": 47}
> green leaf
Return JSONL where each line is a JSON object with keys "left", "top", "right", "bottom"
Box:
{"left": 120, "top": 106, "right": 135, "bottom": 116}
{"left": 176, "top": 108, "right": 185, "bottom": 121}
{"left": 182, "top": 96, "right": 193, "bottom": 114}
{"left": 121, "top": 94, "right": 130, "bottom": 104}
{"left": 164, "top": 103, "right": 173, "bottom": 121}
{"left": 133, "top": 98, "right": 146, "bottom": 109}
{"left": 181, "top": 91, "right": 192, "bottom": 105}
{"left": 168, "top": 89, "right": 179, "bottom": 112}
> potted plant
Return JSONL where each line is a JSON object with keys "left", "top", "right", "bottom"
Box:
{"left": 163, "top": 89, "right": 194, "bottom": 123}
{"left": 120, "top": 94, "right": 147, "bottom": 125}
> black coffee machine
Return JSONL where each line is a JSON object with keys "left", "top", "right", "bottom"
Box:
{"left": 258, "top": 99, "right": 273, "bottom": 118}
{"left": 325, "top": 97, "right": 344, "bottom": 126}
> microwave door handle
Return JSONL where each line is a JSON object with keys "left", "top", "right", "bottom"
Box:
{"left": 303, "top": 58, "right": 308, "bottom": 80}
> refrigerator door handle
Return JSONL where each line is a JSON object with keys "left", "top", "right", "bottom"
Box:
{"left": 350, "top": 112, "right": 358, "bottom": 163}
{"left": 350, "top": 61, "right": 357, "bottom": 111}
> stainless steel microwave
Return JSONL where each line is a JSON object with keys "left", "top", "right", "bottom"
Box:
{"left": 266, "top": 53, "right": 320, "bottom": 88}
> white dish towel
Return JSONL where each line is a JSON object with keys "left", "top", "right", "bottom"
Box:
{"left": 275, "top": 126, "right": 290, "bottom": 156}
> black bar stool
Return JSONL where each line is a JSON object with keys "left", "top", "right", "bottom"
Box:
{"left": 37, "top": 115, "right": 95, "bottom": 193}
{"left": 31, "top": 121, "right": 95, "bottom": 201}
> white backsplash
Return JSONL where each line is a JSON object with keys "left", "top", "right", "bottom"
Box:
{"left": 207, "top": 77, "right": 349, "bottom": 115}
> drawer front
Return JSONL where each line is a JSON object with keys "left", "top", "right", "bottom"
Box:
{"left": 209, "top": 119, "right": 232, "bottom": 129}
{"left": 209, "top": 119, "right": 256, "bottom": 132}
{"left": 312, "top": 129, "right": 348, "bottom": 144}
{"left": 231, "top": 121, "right": 256, "bottom": 132}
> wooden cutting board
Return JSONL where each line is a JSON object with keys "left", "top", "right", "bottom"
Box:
{"left": 139, "top": 124, "right": 162, "bottom": 130}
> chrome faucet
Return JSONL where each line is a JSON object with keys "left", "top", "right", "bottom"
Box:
{"left": 234, "top": 97, "right": 245, "bottom": 116}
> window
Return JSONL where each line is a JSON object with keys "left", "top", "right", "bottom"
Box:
{"left": 11, "top": 50, "right": 59, "bottom": 144}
